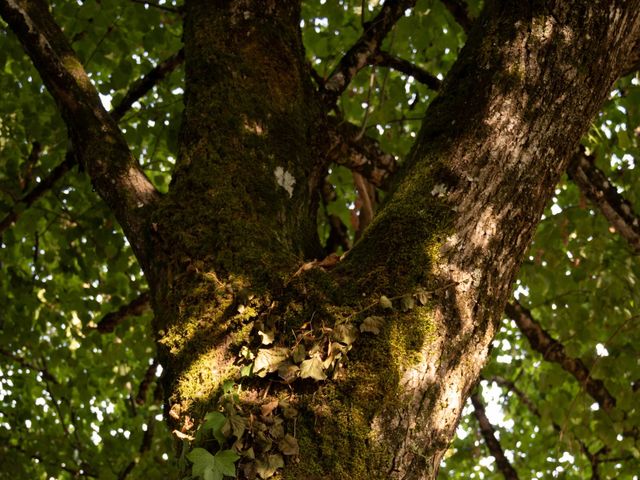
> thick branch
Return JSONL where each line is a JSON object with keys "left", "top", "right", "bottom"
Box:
{"left": 370, "top": 51, "right": 442, "bottom": 91}
{"left": 321, "top": 0, "right": 417, "bottom": 105}
{"left": 439, "top": 0, "right": 472, "bottom": 33}
{"left": 567, "top": 148, "right": 640, "bottom": 253}
{"left": 505, "top": 302, "right": 616, "bottom": 411}
{"left": 0, "top": 48, "right": 182, "bottom": 243}
{"left": 470, "top": 391, "right": 519, "bottom": 480}
{"left": 96, "top": 291, "right": 151, "bottom": 333}
{"left": 0, "top": 0, "right": 160, "bottom": 270}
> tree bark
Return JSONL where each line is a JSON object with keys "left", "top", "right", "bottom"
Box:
{"left": 4, "top": 0, "right": 640, "bottom": 479}
{"left": 150, "top": 1, "right": 640, "bottom": 479}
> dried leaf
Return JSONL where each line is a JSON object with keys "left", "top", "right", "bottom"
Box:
{"left": 332, "top": 323, "right": 358, "bottom": 345}
{"left": 258, "top": 330, "right": 275, "bottom": 345}
{"left": 299, "top": 356, "right": 327, "bottom": 381}
{"left": 228, "top": 413, "right": 246, "bottom": 439}
{"left": 278, "top": 434, "right": 299, "bottom": 456}
{"left": 254, "top": 348, "right": 289, "bottom": 375}
{"left": 360, "top": 316, "right": 384, "bottom": 335}
{"left": 261, "top": 399, "right": 279, "bottom": 417}
{"left": 277, "top": 363, "right": 300, "bottom": 383}
{"left": 400, "top": 295, "right": 415, "bottom": 312}
{"left": 379, "top": 295, "right": 393, "bottom": 309}
{"left": 256, "top": 453, "right": 284, "bottom": 479}
{"left": 415, "top": 290, "right": 430, "bottom": 305}
{"left": 291, "top": 344, "right": 306, "bottom": 364}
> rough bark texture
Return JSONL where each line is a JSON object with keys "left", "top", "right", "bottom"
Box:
{"left": 5, "top": 0, "right": 640, "bottom": 479}
{"left": 143, "top": 1, "right": 640, "bottom": 478}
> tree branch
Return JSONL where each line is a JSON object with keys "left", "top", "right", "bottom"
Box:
{"left": 129, "top": 0, "right": 182, "bottom": 14}
{"left": 567, "top": 147, "right": 640, "bottom": 253}
{"left": 0, "top": 0, "right": 160, "bottom": 269}
{"left": 326, "top": 118, "right": 398, "bottom": 188}
{"left": 321, "top": 0, "right": 417, "bottom": 105}
{"left": 0, "top": 152, "right": 75, "bottom": 236}
{"left": 0, "top": 347, "right": 59, "bottom": 384}
{"left": 370, "top": 50, "right": 442, "bottom": 91}
{"left": 486, "top": 375, "right": 605, "bottom": 479}
{"left": 111, "top": 49, "right": 184, "bottom": 122}
{"left": 135, "top": 359, "right": 159, "bottom": 405}
{"left": 0, "top": 48, "right": 183, "bottom": 241}
{"left": 439, "top": 0, "right": 472, "bottom": 33}
{"left": 504, "top": 301, "right": 617, "bottom": 411}
{"left": 470, "top": 391, "right": 520, "bottom": 480}
{"left": 487, "top": 376, "right": 541, "bottom": 417}
{"left": 96, "top": 291, "right": 151, "bottom": 333}
{"left": 117, "top": 414, "right": 155, "bottom": 480}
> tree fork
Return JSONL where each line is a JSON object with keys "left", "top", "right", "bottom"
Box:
{"left": 145, "top": 1, "right": 640, "bottom": 479}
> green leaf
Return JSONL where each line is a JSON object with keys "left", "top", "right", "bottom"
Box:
{"left": 299, "top": 356, "right": 327, "bottom": 381}
{"left": 202, "top": 412, "right": 227, "bottom": 446}
{"left": 187, "top": 448, "right": 239, "bottom": 480}
{"left": 256, "top": 453, "right": 284, "bottom": 479}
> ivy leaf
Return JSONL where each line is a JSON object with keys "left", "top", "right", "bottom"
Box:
{"left": 202, "top": 412, "right": 227, "bottom": 446}
{"left": 332, "top": 322, "right": 358, "bottom": 345}
{"left": 360, "top": 316, "right": 384, "bottom": 335}
{"left": 258, "top": 330, "right": 275, "bottom": 345}
{"left": 227, "top": 413, "right": 246, "bottom": 439}
{"left": 256, "top": 453, "right": 285, "bottom": 479}
{"left": 299, "top": 356, "right": 327, "bottom": 381}
{"left": 187, "top": 448, "right": 239, "bottom": 480}
{"left": 277, "top": 362, "right": 300, "bottom": 383}
{"left": 400, "top": 295, "right": 415, "bottom": 312}
{"left": 379, "top": 295, "right": 393, "bottom": 309}
{"left": 253, "top": 347, "right": 289, "bottom": 375}
{"left": 291, "top": 344, "right": 306, "bottom": 363}
{"left": 278, "top": 434, "right": 299, "bottom": 456}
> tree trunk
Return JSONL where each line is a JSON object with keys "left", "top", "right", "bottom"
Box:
{"left": 144, "top": 2, "right": 640, "bottom": 478}
{"left": 4, "top": 0, "right": 639, "bottom": 478}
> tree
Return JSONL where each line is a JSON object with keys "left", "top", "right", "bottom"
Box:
{"left": 1, "top": 0, "right": 639, "bottom": 478}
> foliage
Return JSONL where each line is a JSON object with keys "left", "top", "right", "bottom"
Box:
{"left": 0, "top": 0, "right": 639, "bottom": 479}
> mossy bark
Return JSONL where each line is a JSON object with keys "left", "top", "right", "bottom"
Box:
{"left": 142, "top": 1, "right": 640, "bottom": 479}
